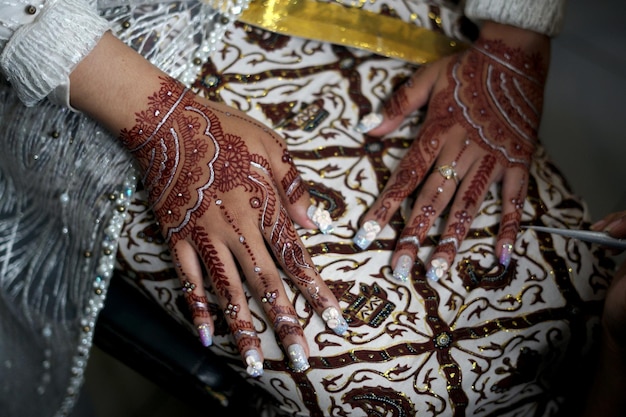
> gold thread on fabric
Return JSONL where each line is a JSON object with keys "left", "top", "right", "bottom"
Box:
{"left": 238, "top": 0, "right": 467, "bottom": 64}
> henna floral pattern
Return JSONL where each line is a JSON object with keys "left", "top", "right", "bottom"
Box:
{"left": 114, "top": 8, "right": 612, "bottom": 417}
{"left": 118, "top": 73, "right": 331, "bottom": 358}
{"left": 119, "top": 77, "right": 218, "bottom": 244}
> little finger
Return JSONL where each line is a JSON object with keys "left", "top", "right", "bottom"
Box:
{"left": 496, "top": 166, "right": 529, "bottom": 268}
{"left": 170, "top": 239, "right": 215, "bottom": 348}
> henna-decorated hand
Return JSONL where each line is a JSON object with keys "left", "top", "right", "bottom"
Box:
{"left": 70, "top": 33, "right": 347, "bottom": 377}
{"left": 352, "top": 22, "right": 551, "bottom": 282}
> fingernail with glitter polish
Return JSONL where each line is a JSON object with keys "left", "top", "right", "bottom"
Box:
{"left": 307, "top": 203, "right": 334, "bottom": 234}
{"left": 353, "top": 220, "right": 381, "bottom": 250}
{"left": 197, "top": 323, "right": 212, "bottom": 347}
{"left": 392, "top": 254, "right": 412, "bottom": 282}
{"left": 426, "top": 258, "right": 449, "bottom": 281}
{"left": 245, "top": 349, "right": 264, "bottom": 377}
{"left": 288, "top": 344, "right": 310, "bottom": 372}
{"left": 354, "top": 112, "right": 383, "bottom": 133}
{"left": 322, "top": 306, "right": 349, "bottom": 335}
{"left": 499, "top": 243, "right": 513, "bottom": 268}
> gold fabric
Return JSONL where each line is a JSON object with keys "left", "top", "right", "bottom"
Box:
{"left": 239, "top": 0, "right": 467, "bottom": 64}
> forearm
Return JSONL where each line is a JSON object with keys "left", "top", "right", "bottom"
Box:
{"left": 69, "top": 31, "right": 167, "bottom": 133}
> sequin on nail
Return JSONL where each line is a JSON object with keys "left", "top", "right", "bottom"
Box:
{"left": 353, "top": 220, "right": 381, "bottom": 250}
{"left": 354, "top": 112, "right": 383, "bottom": 133}
{"left": 426, "top": 258, "right": 449, "bottom": 281}
{"left": 307, "top": 203, "right": 334, "bottom": 234}
{"left": 245, "top": 350, "right": 264, "bottom": 377}
{"left": 500, "top": 243, "right": 513, "bottom": 268}
{"left": 287, "top": 344, "right": 310, "bottom": 372}
{"left": 392, "top": 254, "right": 412, "bottom": 282}
{"left": 322, "top": 306, "right": 348, "bottom": 335}
{"left": 197, "top": 323, "right": 212, "bottom": 347}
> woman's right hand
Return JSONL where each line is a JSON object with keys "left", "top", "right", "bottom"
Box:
{"left": 70, "top": 32, "right": 347, "bottom": 377}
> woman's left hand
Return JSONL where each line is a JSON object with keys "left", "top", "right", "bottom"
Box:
{"left": 353, "top": 22, "right": 551, "bottom": 281}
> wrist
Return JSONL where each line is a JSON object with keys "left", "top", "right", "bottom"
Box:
{"left": 69, "top": 31, "right": 166, "bottom": 133}
{"left": 476, "top": 21, "right": 551, "bottom": 78}
{"left": 479, "top": 21, "right": 550, "bottom": 48}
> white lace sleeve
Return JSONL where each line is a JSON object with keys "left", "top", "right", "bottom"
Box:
{"left": 465, "top": 0, "right": 567, "bottom": 37}
{"left": 0, "top": 0, "right": 110, "bottom": 107}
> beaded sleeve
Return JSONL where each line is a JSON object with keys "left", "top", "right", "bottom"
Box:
{"left": 0, "top": 0, "right": 110, "bottom": 107}
{"left": 465, "top": 0, "right": 567, "bottom": 37}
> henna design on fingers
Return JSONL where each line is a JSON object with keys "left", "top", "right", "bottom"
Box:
{"left": 498, "top": 175, "right": 527, "bottom": 242}
{"left": 500, "top": 209, "right": 522, "bottom": 243}
{"left": 384, "top": 86, "right": 410, "bottom": 119}
{"left": 497, "top": 176, "right": 527, "bottom": 267}
{"left": 181, "top": 280, "right": 196, "bottom": 293}
{"left": 191, "top": 227, "right": 241, "bottom": 315}
{"left": 282, "top": 153, "right": 306, "bottom": 204}
{"left": 186, "top": 293, "right": 210, "bottom": 320}
{"left": 234, "top": 329, "right": 258, "bottom": 342}
{"left": 397, "top": 204, "right": 436, "bottom": 253}
{"left": 373, "top": 201, "right": 391, "bottom": 221}
{"left": 224, "top": 303, "right": 240, "bottom": 319}
{"left": 381, "top": 65, "right": 427, "bottom": 121}
{"left": 396, "top": 235, "right": 420, "bottom": 254}
{"left": 269, "top": 305, "right": 305, "bottom": 340}
{"left": 443, "top": 210, "right": 473, "bottom": 248}
{"left": 247, "top": 165, "right": 321, "bottom": 300}
{"left": 264, "top": 199, "right": 320, "bottom": 299}
{"left": 273, "top": 314, "right": 300, "bottom": 327}
{"left": 462, "top": 154, "right": 496, "bottom": 207}
{"left": 230, "top": 321, "right": 261, "bottom": 352}
{"left": 373, "top": 123, "right": 445, "bottom": 223}
{"left": 261, "top": 290, "right": 278, "bottom": 304}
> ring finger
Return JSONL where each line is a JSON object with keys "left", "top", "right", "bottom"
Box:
{"left": 425, "top": 153, "right": 499, "bottom": 281}
{"left": 391, "top": 153, "right": 462, "bottom": 281}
